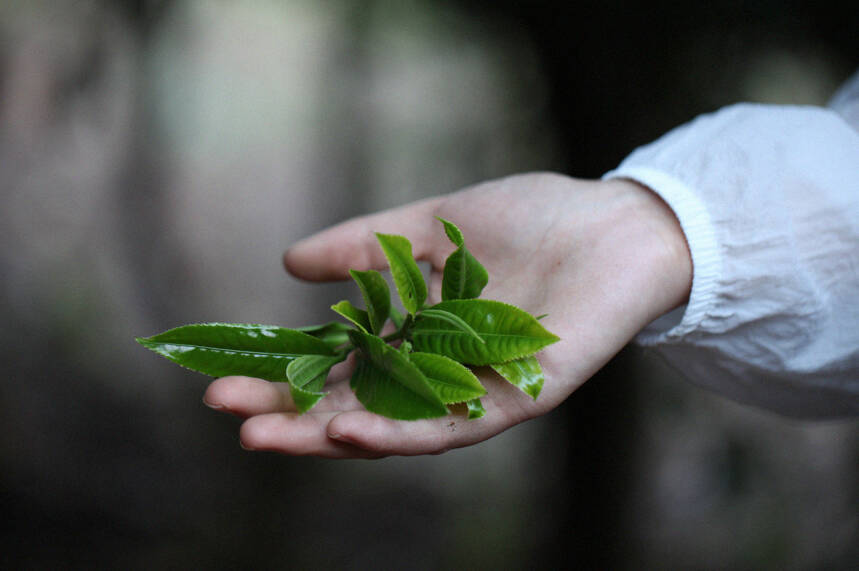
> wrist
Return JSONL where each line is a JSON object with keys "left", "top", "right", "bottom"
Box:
{"left": 599, "top": 178, "right": 693, "bottom": 323}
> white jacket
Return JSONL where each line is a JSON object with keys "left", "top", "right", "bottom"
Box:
{"left": 604, "top": 71, "right": 859, "bottom": 419}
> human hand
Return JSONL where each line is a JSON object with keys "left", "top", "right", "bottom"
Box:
{"left": 204, "top": 173, "right": 692, "bottom": 458}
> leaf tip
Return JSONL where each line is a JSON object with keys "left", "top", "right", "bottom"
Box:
{"left": 435, "top": 216, "right": 465, "bottom": 247}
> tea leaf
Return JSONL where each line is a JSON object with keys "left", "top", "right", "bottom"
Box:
{"left": 296, "top": 321, "right": 353, "bottom": 349}
{"left": 389, "top": 306, "right": 405, "bottom": 329}
{"left": 437, "top": 218, "right": 488, "bottom": 301}
{"left": 419, "top": 308, "right": 484, "bottom": 344}
{"left": 491, "top": 355, "right": 544, "bottom": 400}
{"left": 409, "top": 352, "right": 486, "bottom": 404}
{"left": 436, "top": 216, "right": 464, "bottom": 247}
{"left": 287, "top": 354, "right": 345, "bottom": 392}
{"left": 412, "top": 300, "right": 559, "bottom": 365}
{"left": 349, "top": 269, "right": 391, "bottom": 334}
{"left": 136, "top": 323, "right": 334, "bottom": 381}
{"left": 466, "top": 398, "right": 486, "bottom": 419}
{"left": 330, "top": 300, "right": 371, "bottom": 333}
{"left": 288, "top": 383, "right": 328, "bottom": 414}
{"left": 442, "top": 246, "right": 489, "bottom": 301}
{"left": 375, "top": 233, "right": 426, "bottom": 314}
{"left": 286, "top": 354, "right": 345, "bottom": 413}
{"left": 349, "top": 330, "right": 447, "bottom": 420}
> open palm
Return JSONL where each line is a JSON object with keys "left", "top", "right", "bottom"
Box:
{"left": 204, "top": 173, "right": 691, "bottom": 457}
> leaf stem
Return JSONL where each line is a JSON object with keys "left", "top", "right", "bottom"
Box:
{"left": 382, "top": 313, "right": 414, "bottom": 344}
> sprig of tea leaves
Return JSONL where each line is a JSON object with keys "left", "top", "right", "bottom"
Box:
{"left": 137, "top": 218, "right": 559, "bottom": 420}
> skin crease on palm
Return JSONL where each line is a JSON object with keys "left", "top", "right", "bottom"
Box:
{"left": 203, "top": 173, "right": 693, "bottom": 458}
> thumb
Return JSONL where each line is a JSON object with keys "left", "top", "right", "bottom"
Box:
{"left": 283, "top": 196, "right": 446, "bottom": 281}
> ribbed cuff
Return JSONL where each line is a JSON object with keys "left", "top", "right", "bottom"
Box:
{"left": 603, "top": 166, "right": 722, "bottom": 343}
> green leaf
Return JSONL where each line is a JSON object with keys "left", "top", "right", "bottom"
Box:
{"left": 436, "top": 216, "right": 464, "bottom": 247}
{"left": 491, "top": 355, "right": 544, "bottom": 400}
{"left": 389, "top": 306, "right": 405, "bottom": 329}
{"left": 419, "top": 308, "right": 485, "bottom": 344}
{"left": 288, "top": 383, "right": 327, "bottom": 414}
{"left": 409, "top": 352, "right": 486, "bottom": 404}
{"left": 286, "top": 354, "right": 345, "bottom": 413}
{"left": 466, "top": 398, "right": 486, "bottom": 420}
{"left": 296, "top": 321, "right": 353, "bottom": 349}
{"left": 412, "top": 300, "right": 559, "bottom": 366}
{"left": 136, "top": 323, "right": 334, "bottom": 381}
{"left": 349, "top": 269, "right": 391, "bottom": 334}
{"left": 348, "top": 330, "right": 447, "bottom": 420}
{"left": 398, "top": 340, "right": 413, "bottom": 356}
{"left": 437, "top": 217, "right": 488, "bottom": 301}
{"left": 442, "top": 246, "right": 489, "bottom": 301}
{"left": 375, "top": 233, "right": 427, "bottom": 314}
{"left": 330, "top": 300, "right": 371, "bottom": 333}
{"left": 287, "top": 354, "right": 345, "bottom": 392}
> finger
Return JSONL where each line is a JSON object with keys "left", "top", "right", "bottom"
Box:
{"left": 204, "top": 376, "right": 362, "bottom": 417}
{"left": 283, "top": 196, "right": 447, "bottom": 281}
{"left": 204, "top": 376, "right": 290, "bottom": 417}
{"left": 239, "top": 412, "right": 385, "bottom": 459}
{"left": 326, "top": 408, "right": 507, "bottom": 456}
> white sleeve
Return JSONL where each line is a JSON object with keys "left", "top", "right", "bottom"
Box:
{"left": 603, "top": 101, "right": 859, "bottom": 419}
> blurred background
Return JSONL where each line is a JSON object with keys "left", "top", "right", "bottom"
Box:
{"left": 1, "top": 0, "right": 857, "bottom": 568}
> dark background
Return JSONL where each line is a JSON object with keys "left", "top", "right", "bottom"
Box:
{"left": 1, "top": 1, "right": 857, "bottom": 568}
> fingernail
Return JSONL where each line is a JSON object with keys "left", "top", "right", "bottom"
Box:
{"left": 240, "top": 440, "right": 256, "bottom": 451}
{"left": 329, "top": 432, "right": 358, "bottom": 445}
{"left": 203, "top": 397, "right": 224, "bottom": 410}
